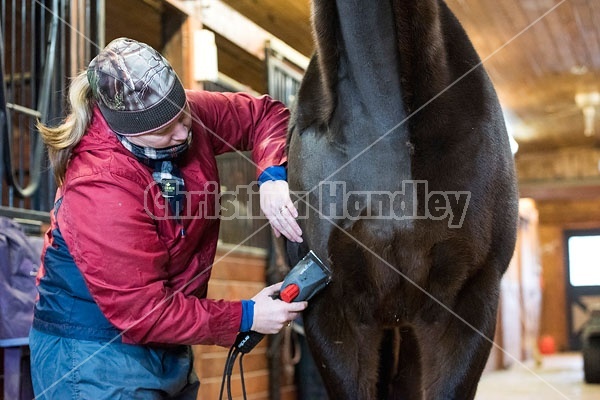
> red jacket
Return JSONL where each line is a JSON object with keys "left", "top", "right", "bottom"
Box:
{"left": 39, "top": 90, "right": 289, "bottom": 347}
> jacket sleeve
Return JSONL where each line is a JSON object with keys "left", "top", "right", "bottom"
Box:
{"left": 186, "top": 90, "right": 290, "bottom": 178}
{"left": 59, "top": 171, "right": 242, "bottom": 347}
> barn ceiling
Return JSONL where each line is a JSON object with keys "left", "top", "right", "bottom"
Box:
{"left": 219, "top": 0, "right": 600, "bottom": 154}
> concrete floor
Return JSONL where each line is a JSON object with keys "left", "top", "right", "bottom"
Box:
{"left": 475, "top": 353, "right": 600, "bottom": 399}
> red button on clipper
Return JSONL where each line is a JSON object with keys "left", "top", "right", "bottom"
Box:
{"left": 280, "top": 284, "right": 300, "bottom": 303}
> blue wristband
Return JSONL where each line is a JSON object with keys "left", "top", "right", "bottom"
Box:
{"left": 240, "top": 299, "right": 255, "bottom": 332}
{"left": 258, "top": 166, "right": 287, "bottom": 186}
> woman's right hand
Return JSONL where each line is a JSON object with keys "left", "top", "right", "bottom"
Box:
{"left": 250, "top": 282, "right": 308, "bottom": 334}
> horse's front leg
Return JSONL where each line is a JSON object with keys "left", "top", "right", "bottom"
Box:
{"left": 414, "top": 266, "right": 502, "bottom": 400}
{"left": 303, "top": 295, "right": 384, "bottom": 400}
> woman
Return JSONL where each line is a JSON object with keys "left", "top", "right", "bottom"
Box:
{"left": 30, "top": 37, "right": 306, "bottom": 399}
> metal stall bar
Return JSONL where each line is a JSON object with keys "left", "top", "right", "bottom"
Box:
{"left": 0, "top": 0, "right": 104, "bottom": 212}
{"left": 1, "top": 0, "right": 55, "bottom": 209}
{"left": 265, "top": 42, "right": 304, "bottom": 108}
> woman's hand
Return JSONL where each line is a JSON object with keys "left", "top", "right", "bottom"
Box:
{"left": 250, "top": 283, "right": 307, "bottom": 334}
{"left": 260, "top": 180, "right": 303, "bottom": 242}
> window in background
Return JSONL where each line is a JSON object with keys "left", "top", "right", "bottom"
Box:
{"left": 568, "top": 234, "right": 600, "bottom": 287}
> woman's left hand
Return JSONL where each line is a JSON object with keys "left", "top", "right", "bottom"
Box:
{"left": 260, "top": 180, "right": 303, "bottom": 243}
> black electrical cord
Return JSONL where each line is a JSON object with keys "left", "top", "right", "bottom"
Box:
{"left": 219, "top": 345, "right": 237, "bottom": 400}
{"left": 239, "top": 353, "right": 247, "bottom": 400}
{"left": 226, "top": 358, "right": 233, "bottom": 400}
{"left": 218, "top": 252, "right": 331, "bottom": 399}
{"left": 219, "top": 330, "right": 266, "bottom": 400}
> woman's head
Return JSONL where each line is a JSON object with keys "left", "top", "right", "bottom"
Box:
{"left": 87, "top": 37, "right": 187, "bottom": 136}
{"left": 39, "top": 38, "right": 189, "bottom": 185}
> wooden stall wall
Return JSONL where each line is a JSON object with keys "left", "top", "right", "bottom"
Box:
{"left": 105, "top": 0, "right": 192, "bottom": 85}
{"left": 537, "top": 198, "right": 600, "bottom": 351}
{"left": 105, "top": 0, "right": 162, "bottom": 51}
{"left": 192, "top": 248, "right": 296, "bottom": 400}
{"left": 191, "top": 248, "right": 267, "bottom": 400}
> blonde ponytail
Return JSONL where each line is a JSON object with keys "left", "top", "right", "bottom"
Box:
{"left": 38, "top": 71, "right": 94, "bottom": 185}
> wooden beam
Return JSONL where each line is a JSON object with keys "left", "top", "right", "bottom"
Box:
{"left": 199, "top": 0, "right": 309, "bottom": 69}
{"left": 519, "top": 178, "right": 600, "bottom": 201}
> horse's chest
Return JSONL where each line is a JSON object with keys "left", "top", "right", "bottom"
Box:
{"left": 288, "top": 127, "right": 419, "bottom": 254}
{"left": 289, "top": 127, "right": 410, "bottom": 191}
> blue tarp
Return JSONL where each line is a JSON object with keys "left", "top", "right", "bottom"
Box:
{"left": 0, "top": 217, "right": 42, "bottom": 340}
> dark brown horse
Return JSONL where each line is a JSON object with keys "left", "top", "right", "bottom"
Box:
{"left": 286, "top": 0, "right": 518, "bottom": 399}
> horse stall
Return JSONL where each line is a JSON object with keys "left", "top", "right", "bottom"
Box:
{"left": 0, "top": 0, "right": 571, "bottom": 398}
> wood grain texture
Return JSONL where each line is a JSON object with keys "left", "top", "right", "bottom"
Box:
{"left": 219, "top": 0, "right": 600, "bottom": 152}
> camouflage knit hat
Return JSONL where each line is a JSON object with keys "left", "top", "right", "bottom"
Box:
{"left": 87, "top": 38, "right": 187, "bottom": 136}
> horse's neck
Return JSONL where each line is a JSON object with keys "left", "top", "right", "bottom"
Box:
{"left": 307, "top": 0, "right": 449, "bottom": 132}
{"left": 332, "top": 0, "right": 407, "bottom": 133}
{"left": 335, "top": 0, "right": 401, "bottom": 84}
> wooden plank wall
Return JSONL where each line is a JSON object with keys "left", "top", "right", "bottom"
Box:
{"left": 192, "top": 247, "right": 296, "bottom": 400}
{"left": 105, "top": 0, "right": 192, "bottom": 85}
{"left": 105, "top": 0, "right": 163, "bottom": 51}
